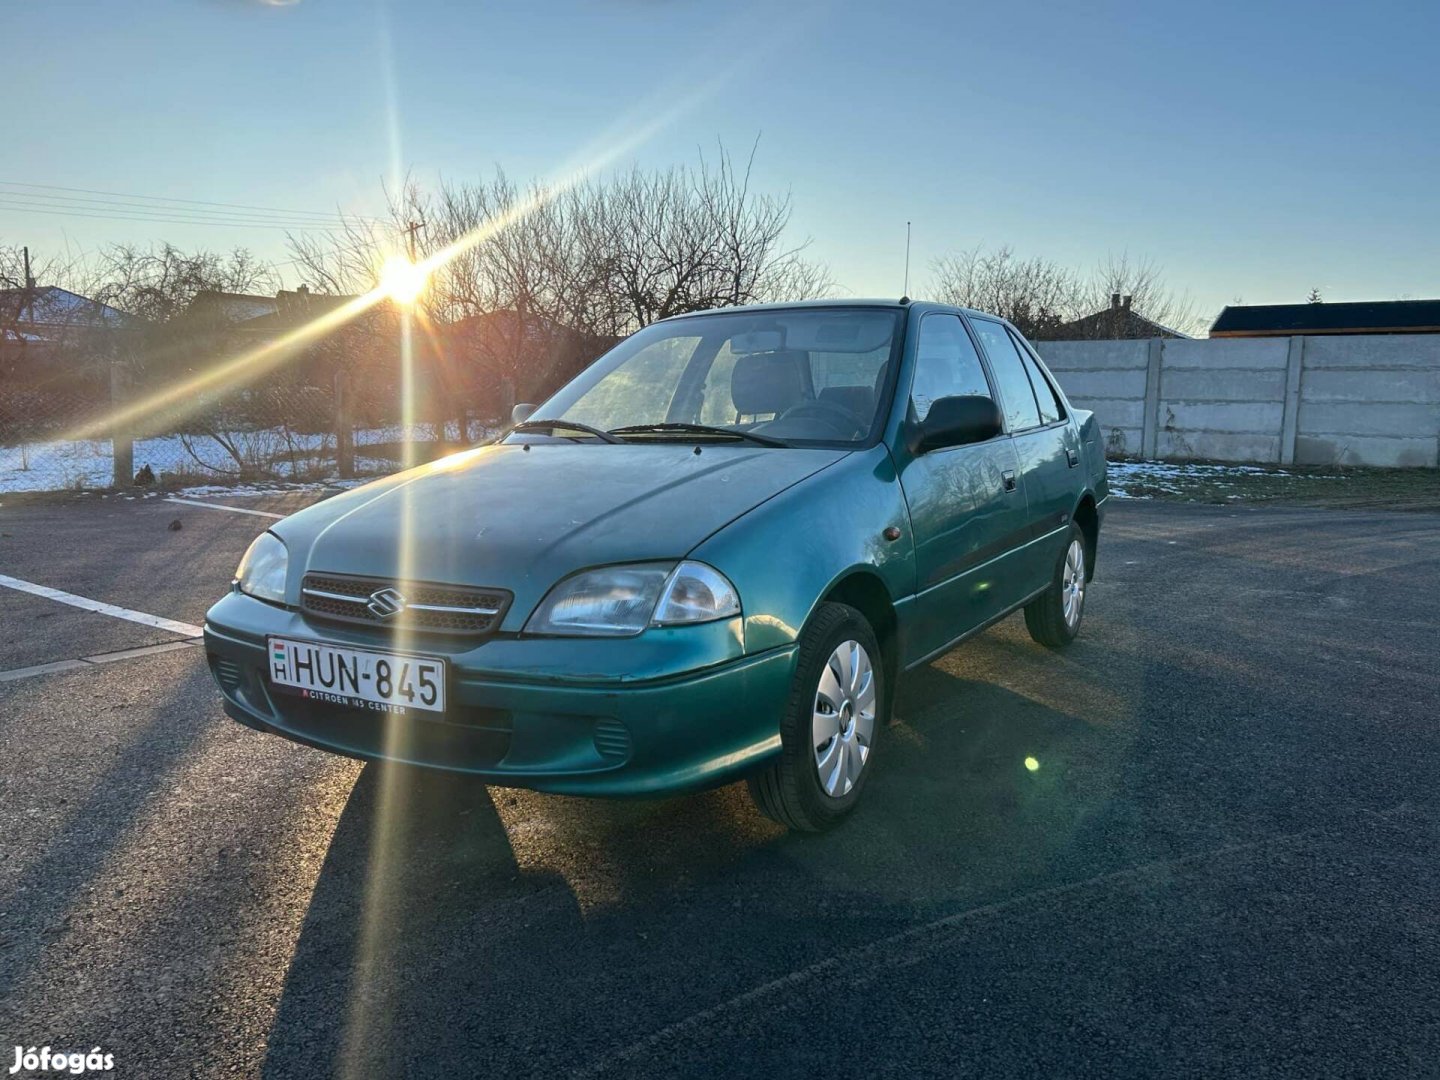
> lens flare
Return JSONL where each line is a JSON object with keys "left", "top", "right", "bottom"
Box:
{"left": 379, "top": 255, "right": 428, "bottom": 305}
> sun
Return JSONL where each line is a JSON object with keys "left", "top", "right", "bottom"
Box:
{"left": 378, "top": 255, "right": 429, "bottom": 305}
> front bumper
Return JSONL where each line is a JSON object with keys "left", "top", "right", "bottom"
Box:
{"left": 203, "top": 592, "right": 795, "bottom": 796}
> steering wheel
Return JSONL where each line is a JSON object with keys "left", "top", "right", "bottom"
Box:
{"left": 776, "top": 397, "right": 866, "bottom": 438}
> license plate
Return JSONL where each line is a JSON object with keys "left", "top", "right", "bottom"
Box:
{"left": 268, "top": 637, "right": 446, "bottom": 714}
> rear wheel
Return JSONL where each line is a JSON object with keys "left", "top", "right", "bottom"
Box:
{"left": 748, "top": 602, "right": 885, "bottom": 832}
{"left": 1024, "top": 523, "right": 1088, "bottom": 647}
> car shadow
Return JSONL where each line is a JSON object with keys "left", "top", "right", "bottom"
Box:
{"left": 0, "top": 664, "right": 214, "bottom": 1004}
{"left": 260, "top": 609, "right": 1432, "bottom": 1079}
{"left": 259, "top": 652, "right": 1137, "bottom": 1079}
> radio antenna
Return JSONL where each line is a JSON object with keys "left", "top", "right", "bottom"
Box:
{"left": 902, "top": 220, "right": 912, "bottom": 300}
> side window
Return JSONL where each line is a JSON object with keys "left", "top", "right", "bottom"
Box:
{"left": 968, "top": 318, "right": 1042, "bottom": 432}
{"left": 909, "top": 314, "right": 992, "bottom": 422}
{"left": 1011, "top": 331, "right": 1064, "bottom": 424}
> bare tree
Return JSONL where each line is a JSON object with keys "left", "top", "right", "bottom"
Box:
{"left": 929, "top": 246, "right": 1205, "bottom": 339}
{"left": 930, "top": 245, "right": 1081, "bottom": 339}
{"left": 93, "top": 242, "right": 277, "bottom": 325}
{"left": 0, "top": 242, "right": 108, "bottom": 338}
{"left": 286, "top": 145, "right": 831, "bottom": 411}
{"left": 1080, "top": 252, "right": 1200, "bottom": 337}
{"left": 0, "top": 243, "right": 85, "bottom": 292}
{"left": 600, "top": 146, "right": 830, "bottom": 326}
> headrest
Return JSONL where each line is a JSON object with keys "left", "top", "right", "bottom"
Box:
{"left": 818, "top": 385, "right": 875, "bottom": 418}
{"left": 731, "top": 350, "right": 807, "bottom": 416}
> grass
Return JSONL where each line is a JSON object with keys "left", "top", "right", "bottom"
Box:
{"left": 1110, "top": 460, "right": 1440, "bottom": 512}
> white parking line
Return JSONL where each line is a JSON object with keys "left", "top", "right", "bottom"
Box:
{"left": 0, "top": 641, "right": 203, "bottom": 683}
{"left": 164, "top": 496, "right": 283, "bottom": 520}
{"left": 0, "top": 574, "right": 204, "bottom": 637}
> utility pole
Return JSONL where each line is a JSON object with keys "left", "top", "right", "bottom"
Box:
{"left": 402, "top": 219, "right": 426, "bottom": 261}
{"left": 22, "top": 245, "right": 35, "bottom": 318}
{"left": 16, "top": 245, "right": 36, "bottom": 328}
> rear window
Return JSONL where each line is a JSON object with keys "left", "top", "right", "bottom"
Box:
{"left": 1012, "top": 331, "right": 1064, "bottom": 424}
{"left": 968, "top": 318, "right": 1043, "bottom": 432}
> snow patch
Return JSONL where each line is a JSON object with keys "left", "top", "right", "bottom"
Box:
{"left": 1107, "top": 460, "right": 1333, "bottom": 499}
{"left": 0, "top": 423, "right": 496, "bottom": 494}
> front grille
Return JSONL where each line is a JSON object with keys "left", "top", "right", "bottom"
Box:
{"left": 300, "top": 573, "right": 511, "bottom": 635}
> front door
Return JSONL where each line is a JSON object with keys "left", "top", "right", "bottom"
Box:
{"left": 895, "top": 313, "right": 1032, "bottom": 664}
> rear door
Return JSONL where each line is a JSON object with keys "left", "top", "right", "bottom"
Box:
{"left": 894, "top": 312, "right": 1031, "bottom": 664}
{"left": 965, "top": 317, "right": 1075, "bottom": 592}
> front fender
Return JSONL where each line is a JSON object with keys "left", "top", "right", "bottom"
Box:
{"left": 689, "top": 445, "right": 915, "bottom": 654}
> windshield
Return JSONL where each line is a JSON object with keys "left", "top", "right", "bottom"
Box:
{"left": 515, "top": 307, "right": 904, "bottom": 447}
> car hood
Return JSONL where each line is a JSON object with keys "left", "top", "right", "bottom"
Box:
{"left": 274, "top": 442, "right": 849, "bottom": 627}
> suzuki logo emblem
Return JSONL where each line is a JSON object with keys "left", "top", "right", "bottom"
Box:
{"left": 366, "top": 587, "right": 407, "bottom": 619}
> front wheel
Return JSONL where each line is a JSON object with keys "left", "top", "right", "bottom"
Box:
{"left": 1024, "top": 524, "right": 1088, "bottom": 648}
{"left": 748, "top": 602, "right": 885, "bottom": 832}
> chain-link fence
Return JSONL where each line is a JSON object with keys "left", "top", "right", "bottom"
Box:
{"left": 0, "top": 367, "right": 116, "bottom": 494}
{"left": 0, "top": 363, "right": 503, "bottom": 495}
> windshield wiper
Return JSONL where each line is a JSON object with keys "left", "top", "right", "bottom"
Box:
{"left": 607, "top": 422, "right": 789, "bottom": 448}
{"left": 511, "top": 418, "right": 623, "bottom": 444}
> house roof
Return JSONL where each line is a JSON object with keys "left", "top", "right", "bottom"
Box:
{"left": 235, "top": 288, "right": 361, "bottom": 331}
{"left": 1054, "top": 294, "right": 1188, "bottom": 340}
{"left": 1210, "top": 299, "right": 1440, "bottom": 337}
{"left": 0, "top": 286, "right": 138, "bottom": 342}
{"left": 184, "top": 290, "right": 280, "bottom": 323}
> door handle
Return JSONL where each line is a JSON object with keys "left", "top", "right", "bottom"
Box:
{"left": 1002, "top": 469, "right": 1017, "bottom": 492}
{"left": 1066, "top": 448, "right": 1080, "bottom": 468}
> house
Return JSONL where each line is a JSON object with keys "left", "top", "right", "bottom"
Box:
{"left": 180, "top": 290, "right": 280, "bottom": 325}
{"left": 0, "top": 286, "right": 139, "bottom": 386}
{"left": 1210, "top": 299, "right": 1440, "bottom": 338}
{"left": 236, "top": 286, "right": 360, "bottom": 331}
{"left": 1054, "top": 293, "right": 1188, "bottom": 340}
{"left": 0, "top": 285, "right": 136, "bottom": 344}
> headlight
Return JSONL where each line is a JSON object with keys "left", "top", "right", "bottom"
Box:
{"left": 235, "top": 532, "right": 288, "bottom": 604}
{"left": 526, "top": 561, "right": 740, "bottom": 637}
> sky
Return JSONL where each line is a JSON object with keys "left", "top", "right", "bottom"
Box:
{"left": 6, "top": 0, "right": 1439, "bottom": 327}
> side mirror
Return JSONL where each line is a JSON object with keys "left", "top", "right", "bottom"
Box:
{"left": 511, "top": 402, "right": 537, "bottom": 425}
{"left": 915, "top": 395, "right": 1003, "bottom": 453}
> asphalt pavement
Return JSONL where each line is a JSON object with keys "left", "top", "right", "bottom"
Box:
{"left": 1, "top": 491, "right": 1438, "bottom": 1078}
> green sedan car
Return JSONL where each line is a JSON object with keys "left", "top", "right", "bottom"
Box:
{"left": 205, "top": 299, "right": 1107, "bottom": 831}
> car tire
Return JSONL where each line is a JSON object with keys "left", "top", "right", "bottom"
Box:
{"left": 747, "top": 602, "right": 886, "bottom": 833}
{"left": 1024, "top": 522, "right": 1089, "bottom": 648}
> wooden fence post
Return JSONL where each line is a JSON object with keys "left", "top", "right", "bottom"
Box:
{"left": 110, "top": 362, "right": 133, "bottom": 488}
{"left": 499, "top": 377, "right": 516, "bottom": 427}
{"left": 335, "top": 368, "right": 354, "bottom": 479}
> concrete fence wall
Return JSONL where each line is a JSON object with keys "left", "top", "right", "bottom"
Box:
{"left": 1036, "top": 334, "right": 1440, "bottom": 467}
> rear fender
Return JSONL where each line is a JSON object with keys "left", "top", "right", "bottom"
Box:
{"left": 1073, "top": 409, "right": 1110, "bottom": 501}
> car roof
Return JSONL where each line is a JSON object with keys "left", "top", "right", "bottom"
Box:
{"left": 660, "top": 298, "right": 1004, "bottom": 323}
